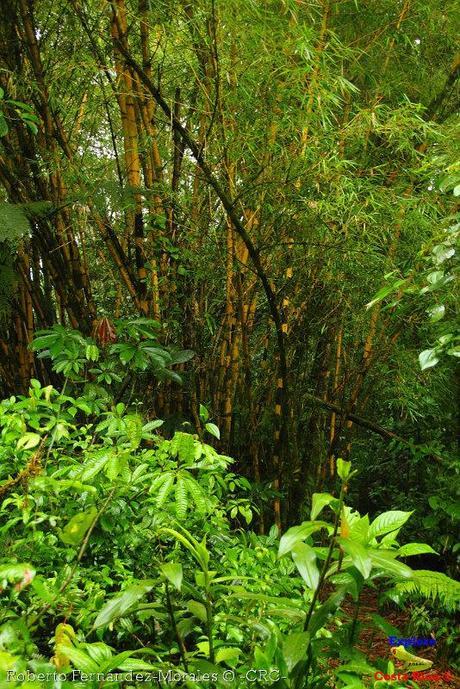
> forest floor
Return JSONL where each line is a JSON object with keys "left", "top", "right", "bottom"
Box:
{"left": 340, "top": 589, "right": 459, "bottom": 688}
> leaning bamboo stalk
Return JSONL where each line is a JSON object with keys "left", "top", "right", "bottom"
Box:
{"left": 111, "top": 0, "right": 148, "bottom": 315}
{"left": 328, "top": 326, "right": 343, "bottom": 476}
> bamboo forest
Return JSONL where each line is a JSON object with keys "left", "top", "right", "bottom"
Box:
{"left": 0, "top": 0, "right": 459, "bottom": 687}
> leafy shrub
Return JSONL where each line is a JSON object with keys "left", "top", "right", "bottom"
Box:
{"left": 1, "top": 390, "right": 458, "bottom": 688}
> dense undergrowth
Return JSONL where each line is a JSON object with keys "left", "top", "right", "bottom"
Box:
{"left": 0, "top": 323, "right": 459, "bottom": 689}
{"left": 1, "top": 2, "right": 459, "bottom": 686}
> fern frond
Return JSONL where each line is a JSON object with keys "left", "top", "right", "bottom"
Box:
{"left": 149, "top": 472, "right": 171, "bottom": 495}
{"left": 123, "top": 413, "right": 143, "bottom": 450}
{"left": 156, "top": 473, "right": 174, "bottom": 509}
{"left": 170, "top": 432, "right": 197, "bottom": 464}
{"left": 183, "top": 474, "right": 209, "bottom": 515}
{"left": 391, "top": 570, "right": 460, "bottom": 611}
{"left": 0, "top": 203, "right": 30, "bottom": 243}
{"left": 175, "top": 473, "right": 188, "bottom": 520}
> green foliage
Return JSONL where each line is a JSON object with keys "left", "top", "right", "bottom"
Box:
{"left": 388, "top": 570, "right": 460, "bottom": 611}
{"left": 0, "top": 87, "right": 39, "bottom": 137}
{"left": 0, "top": 203, "right": 30, "bottom": 244}
{"left": 408, "top": 603, "right": 460, "bottom": 672}
{"left": 1, "top": 417, "right": 457, "bottom": 688}
{"left": 0, "top": 244, "right": 16, "bottom": 324}
{"left": 30, "top": 320, "right": 194, "bottom": 394}
{"left": 368, "top": 163, "right": 460, "bottom": 369}
{"left": 0, "top": 0, "right": 458, "bottom": 686}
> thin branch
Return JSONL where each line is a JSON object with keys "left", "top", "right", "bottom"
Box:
{"left": 308, "top": 392, "right": 444, "bottom": 463}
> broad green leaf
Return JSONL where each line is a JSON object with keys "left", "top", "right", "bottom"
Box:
{"left": 32, "top": 477, "right": 97, "bottom": 495}
{"left": 397, "top": 543, "right": 438, "bottom": 557}
{"left": 105, "top": 453, "right": 129, "bottom": 481}
{"left": 100, "top": 650, "right": 140, "bottom": 672}
{"left": 85, "top": 344, "right": 99, "bottom": 361}
{"left": 369, "top": 511, "right": 413, "bottom": 540}
{"left": 329, "top": 572, "right": 359, "bottom": 601}
{"left": 368, "top": 550, "right": 413, "bottom": 579}
{"left": 93, "top": 582, "right": 154, "bottom": 628}
{"left": 62, "top": 646, "right": 99, "bottom": 672}
{"left": 308, "top": 588, "right": 347, "bottom": 636}
{"left": 59, "top": 507, "right": 97, "bottom": 546}
{"left": 117, "top": 658, "right": 160, "bottom": 671}
{"left": 419, "top": 349, "right": 439, "bottom": 371}
{"left": 205, "top": 422, "right": 220, "bottom": 439}
{"left": 282, "top": 631, "right": 309, "bottom": 673}
{"left": 349, "top": 514, "right": 369, "bottom": 544}
{"left": 78, "top": 452, "right": 110, "bottom": 481}
{"left": 339, "top": 538, "right": 372, "bottom": 579}
{"left": 169, "top": 349, "right": 194, "bottom": 364}
{"left": 75, "top": 400, "right": 92, "bottom": 414}
{"left": 82, "top": 642, "right": 112, "bottom": 666}
{"left": 215, "top": 647, "right": 242, "bottom": 664}
{"left": 187, "top": 600, "right": 207, "bottom": 623}
{"left": 432, "top": 245, "right": 455, "bottom": 264}
{"left": 0, "top": 651, "right": 17, "bottom": 671}
{"left": 160, "top": 563, "right": 183, "bottom": 591}
{"left": 0, "top": 563, "right": 35, "bottom": 585}
{"left": 199, "top": 404, "right": 209, "bottom": 422}
{"left": 31, "top": 576, "right": 54, "bottom": 603}
{"left": 267, "top": 608, "right": 305, "bottom": 621}
{"left": 310, "top": 493, "right": 336, "bottom": 520}
{"left": 334, "top": 677, "right": 366, "bottom": 689}
{"left": 17, "top": 432, "right": 41, "bottom": 450}
{"left": 160, "top": 527, "right": 200, "bottom": 561}
{"left": 291, "top": 543, "right": 319, "bottom": 590}
{"left": 335, "top": 660, "right": 377, "bottom": 676}
{"left": 142, "top": 419, "right": 164, "bottom": 432}
{"left": 156, "top": 473, "right": 175, "bottom": 509}
{"left": 227, "top": 591, "right": 304, "bottom": 607}
{"left": 190, "top": 659, "right": 221, "bottom": 677}
{"left": 278, "top": 522, "right": 328, "bottom": 557}
{"left": 337, "top": 458, "right": 351, "bottom": 480}
{"left": 426, "top": 270, "right": 444, "bottom": 285}
{"left": 427, "top": 304, "right": 445, "bottom": 323}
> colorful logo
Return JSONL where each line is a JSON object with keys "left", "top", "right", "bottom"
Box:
{"left": 387, "top": 636, "right": 436, "bottom": 647}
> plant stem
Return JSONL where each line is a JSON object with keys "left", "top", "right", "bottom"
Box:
{"left": 204, "top": 571, "right": 215, "bottom": 664}
{"left": 303, "top": 483, "right": 345, "bottom": 632}
{"left": 300, "top": 482, "right": 346, "bottom": 689}
{"left": 165, "top": 582, "right": 189, "bottom": 672}
{"left": 349, "top": 593, "right": 361, "bottom": 645}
